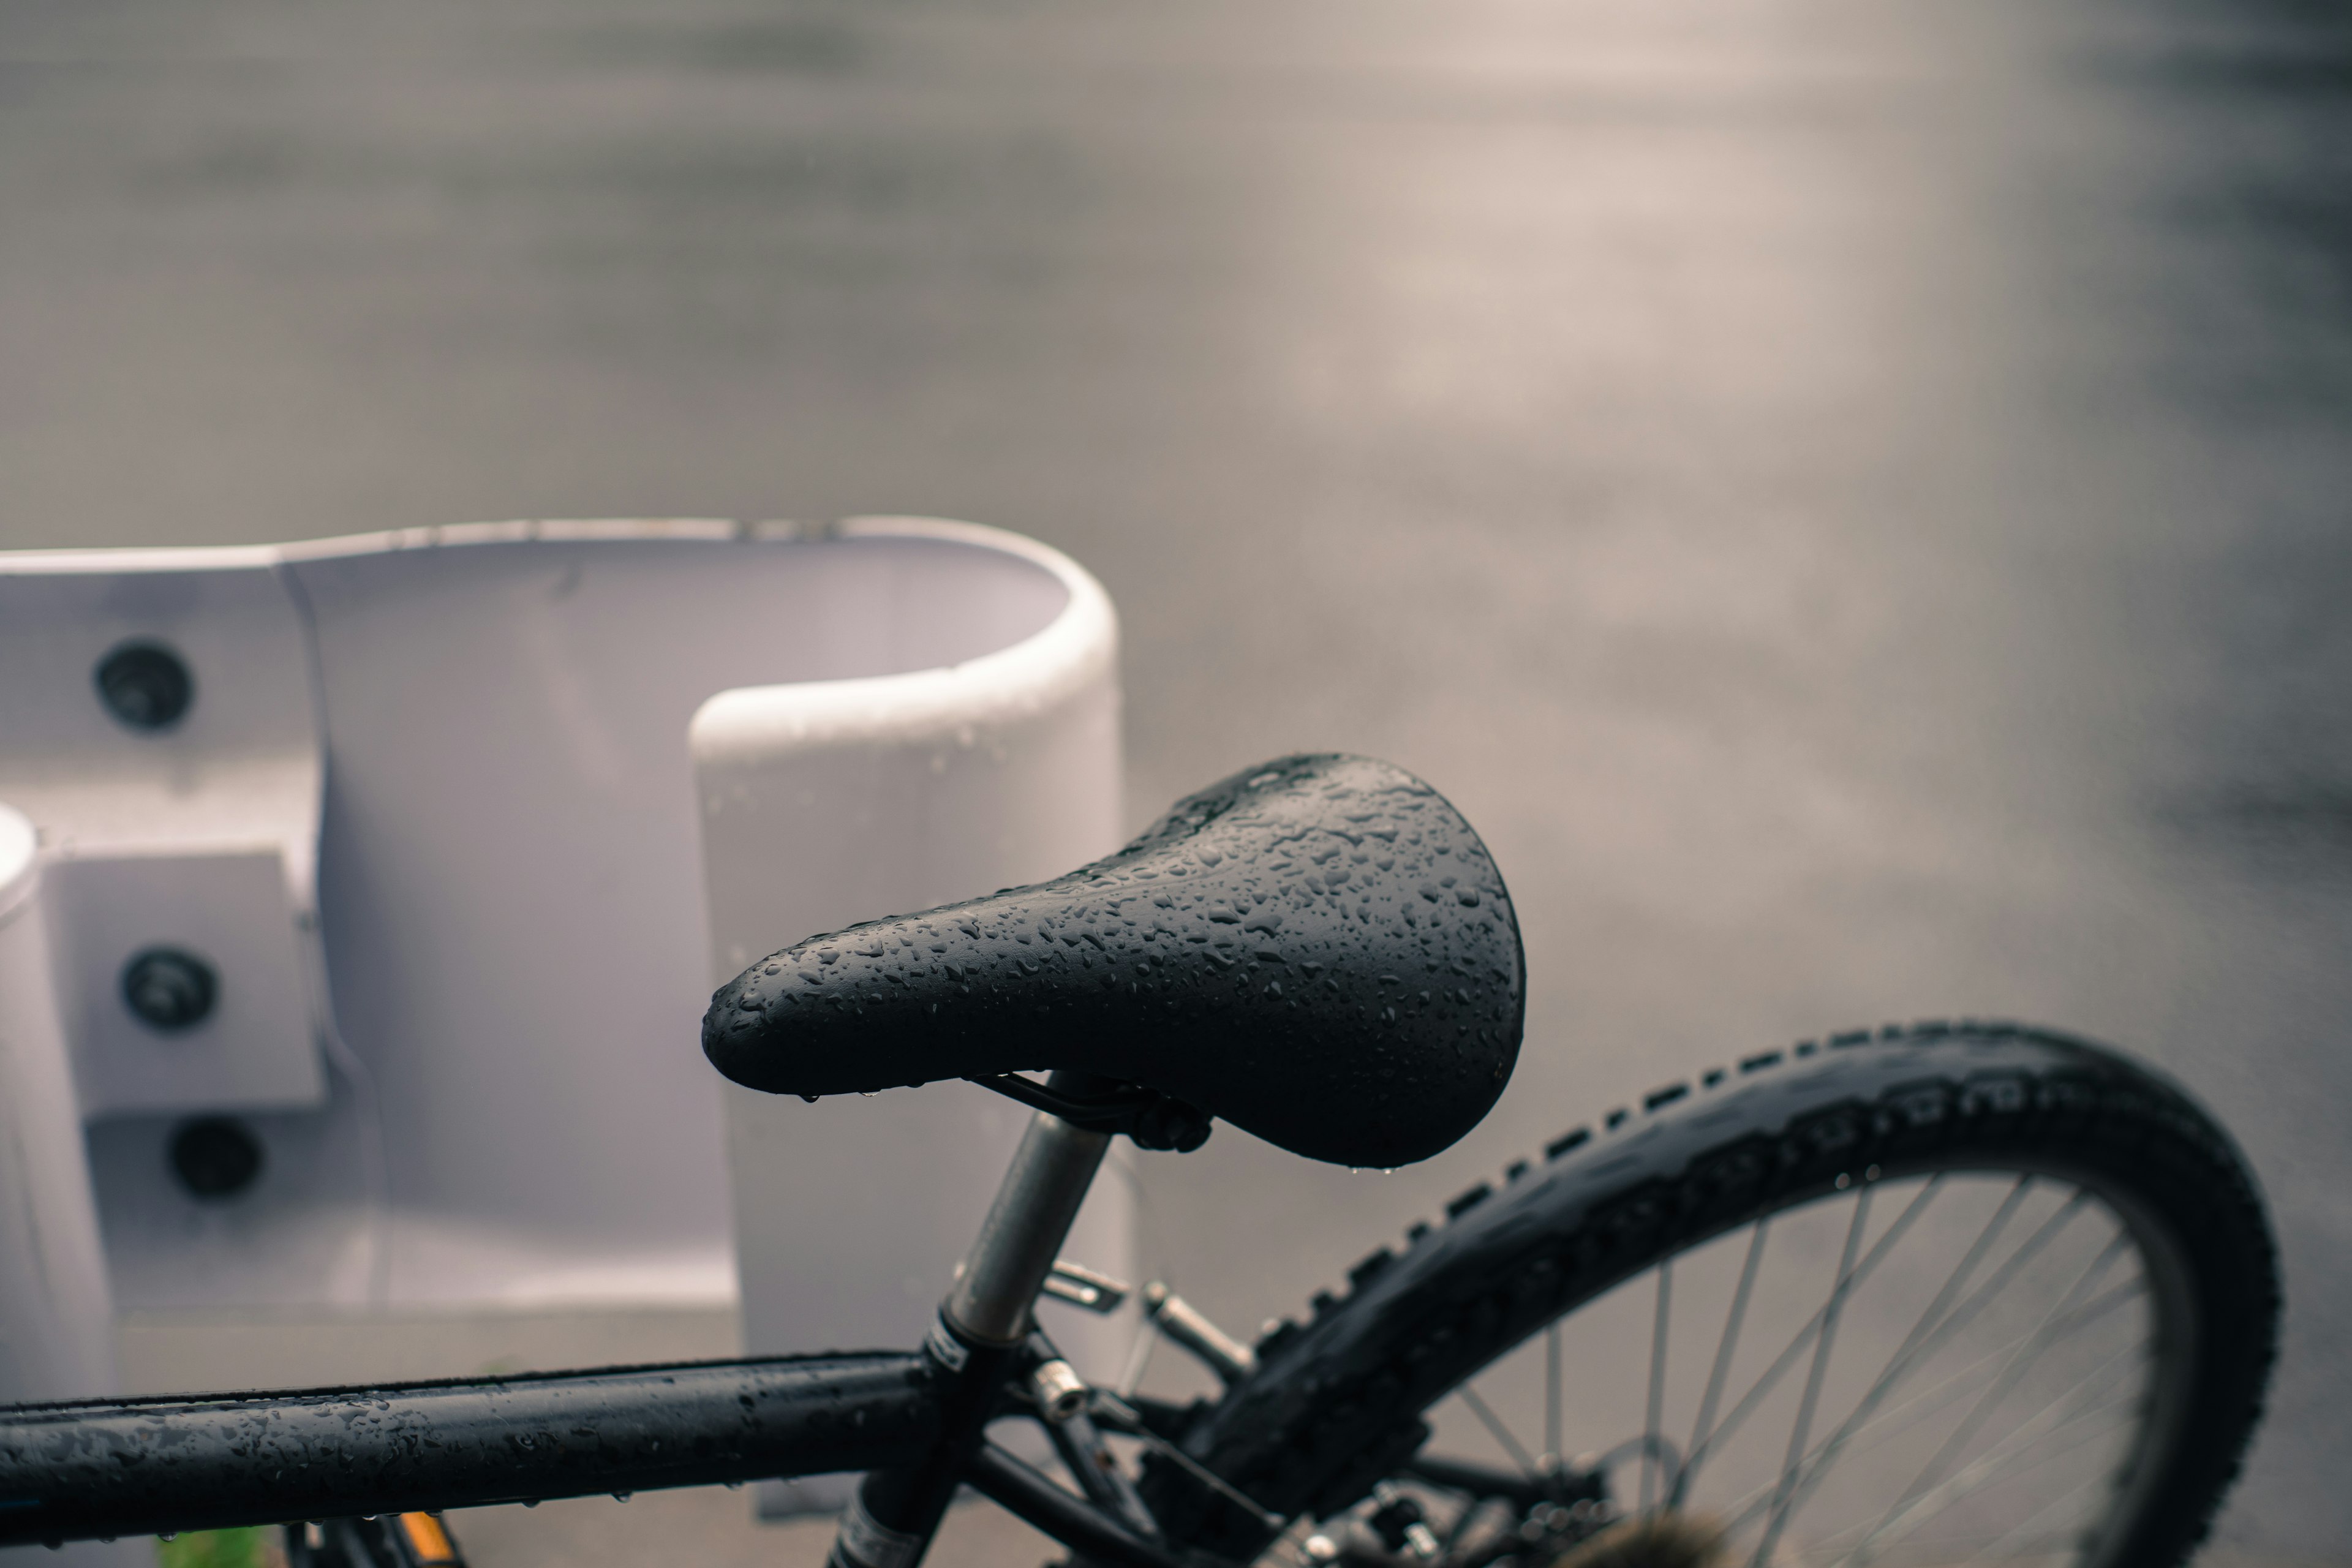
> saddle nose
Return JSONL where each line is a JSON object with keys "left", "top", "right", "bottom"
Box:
{"left": 701, "top": 753, "right": 1526, "bottom": 1169}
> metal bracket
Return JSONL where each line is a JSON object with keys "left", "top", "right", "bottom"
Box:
{"left": 1042, "top": 1260, "right": 1131, "bottom": 1314}
{"left": 0, "top": 559, "right": 329, "bottom": 1120}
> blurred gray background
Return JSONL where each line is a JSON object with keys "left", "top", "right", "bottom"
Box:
{"left": 3, "top": 0, "right": 2348, "bottom": 1562}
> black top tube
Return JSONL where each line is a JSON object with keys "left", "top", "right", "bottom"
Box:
{"left": 0, "top": 1354, "right": 933, "bottom": 1547}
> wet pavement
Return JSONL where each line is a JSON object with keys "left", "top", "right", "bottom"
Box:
{"left": 3, "top": 0, "right": 2349, "bottom": 1559}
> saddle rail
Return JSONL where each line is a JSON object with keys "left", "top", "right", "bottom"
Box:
{"left": 0, "top": 1355, "right": 937, "bottom": 1547}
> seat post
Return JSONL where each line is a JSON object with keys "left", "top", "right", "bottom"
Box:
{"left": 826, "top": 1095, "right": 1112, "bottom": 1568}
{"left": 945, "top": 1109, "right": 1112, "bottom": 1344}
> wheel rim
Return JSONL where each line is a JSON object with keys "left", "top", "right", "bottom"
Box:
{"left": 1405, "top": 1164, "right": 2196, "bottom": 1568}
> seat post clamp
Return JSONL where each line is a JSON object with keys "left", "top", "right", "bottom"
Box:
{"left": 922, "top": 1311, "right": 971, "bottom": 1373}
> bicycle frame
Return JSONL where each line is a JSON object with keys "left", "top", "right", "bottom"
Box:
{"left": 0, "top": 1103, "right": 1213, "bottom": 1568}
{"left": 0, "top": 1353, "right": 940, "bottom": 1543}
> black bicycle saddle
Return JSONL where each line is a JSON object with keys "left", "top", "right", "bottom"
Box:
{"left": 702, "top": 753, "right": 1526, "bottom": 1168}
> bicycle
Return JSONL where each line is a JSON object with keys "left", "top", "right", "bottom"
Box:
{"left": 0, "top": 753, "right": 2279, "bottom": 1568}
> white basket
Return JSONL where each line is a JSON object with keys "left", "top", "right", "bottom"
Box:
{"left": 0, "top": 517, "right": 1129, "bottom": 1452}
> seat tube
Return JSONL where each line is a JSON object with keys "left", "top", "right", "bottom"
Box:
{"left": 827, "top": 1106, "right": 1112, "bottom": 1568}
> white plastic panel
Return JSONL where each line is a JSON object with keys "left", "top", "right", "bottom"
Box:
{"left": 0, "top": 519, "right": 1125, "bottom": 1361}
{"left": 692, "top": 516, "right": 1126, "bottom": 1518}
{"left": 0, "top": 558, "right": 326, "bottom": 1118}
{"left": 0, "top": 807, "right": 118, "bottom": 1403}
{"left": 47, "top": 850, "right": 321, "bottom": 1115}
{"left": 0, "top": 804, "right": 148, "bottom": 1567}
{"left": 0, "top": 827, "right": 140, "bottom": 1563}
{"left": 285, "top": 521, "right": 1080, "bottom": 1308}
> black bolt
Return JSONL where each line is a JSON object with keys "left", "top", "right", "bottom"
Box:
{"left": 121, "top": 948, "right": 217, "bottom": 1032}
{"left": 169, "top": 1117, "right": 265, "bottom": 1200}
{"left": 94, "top": 641, "right": 195, "bottom": 731}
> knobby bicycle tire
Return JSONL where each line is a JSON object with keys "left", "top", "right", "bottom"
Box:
{"left": 1141, "top": 1023, "right": 2277, "bottom": 1568}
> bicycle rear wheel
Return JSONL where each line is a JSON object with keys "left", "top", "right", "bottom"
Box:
{"left": 1146, "top": 1025, "right": 2277, "bottom": 1568}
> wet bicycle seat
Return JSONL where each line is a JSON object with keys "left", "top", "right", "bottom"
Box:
{"left": 702, "top": 753, "right": 1526, "bottom": 1168}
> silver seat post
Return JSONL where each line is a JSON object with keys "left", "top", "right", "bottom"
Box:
{"left": 827, "top": 1106, "right": 1112, "bottom": 1568}
{"left": 946, "top": 1110, "right": 1112, "bottom": 1344}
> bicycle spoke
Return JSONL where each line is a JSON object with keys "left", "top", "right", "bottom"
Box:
{"left": 1684, "top": 1176, "right": 1944, "bottom": 1480}
{"left": 1118, "top": 1314, "right": 1162, "bottom": 1397}
{"left": 1834, "top": 1335, "right": 2154, "bottom": 1568}
{"left": 1882, "top": 1232, "right": 2132, "bottom": 1527}
{"left": 1777, "top": 1196, "right": 2136, "bottom": 1529}
{"left": 1415, "top": 1174, "right": 2167, "bottom": 1568}
{"left": 1643, "top": 1259, "right": 1672, "bottom": 1514}
{"left": 1676, "top": 1217, "right": 1771, "bottom": 1507}
{"left": 1835, "top": 1361, "right": 2143, "bottom": 1568}
{"left": 1794, "top": 1380, "right": 2134, "bottom": 1567}
{"left": 1818, "top": 1280, "right": 2146, "bottom": 1495}
{"left": 1750, "top": 1186, "right": 1874, "bottom": 1567}
{"left": 1455, "top": 1380, "right": 1540, "bottom": 1479}
{"left": 1708, "top": 1280, "right": 2150, "bottom": 1542}
{"left": 1951, "top": 1470, "right": 2105, "bottom": 1568}
{"left": 1762, "top": 1177, "right": 2032, "bottom": 1509}
{"left": 1722, "top": 1183, "right": 2088, "bottom": 1512}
